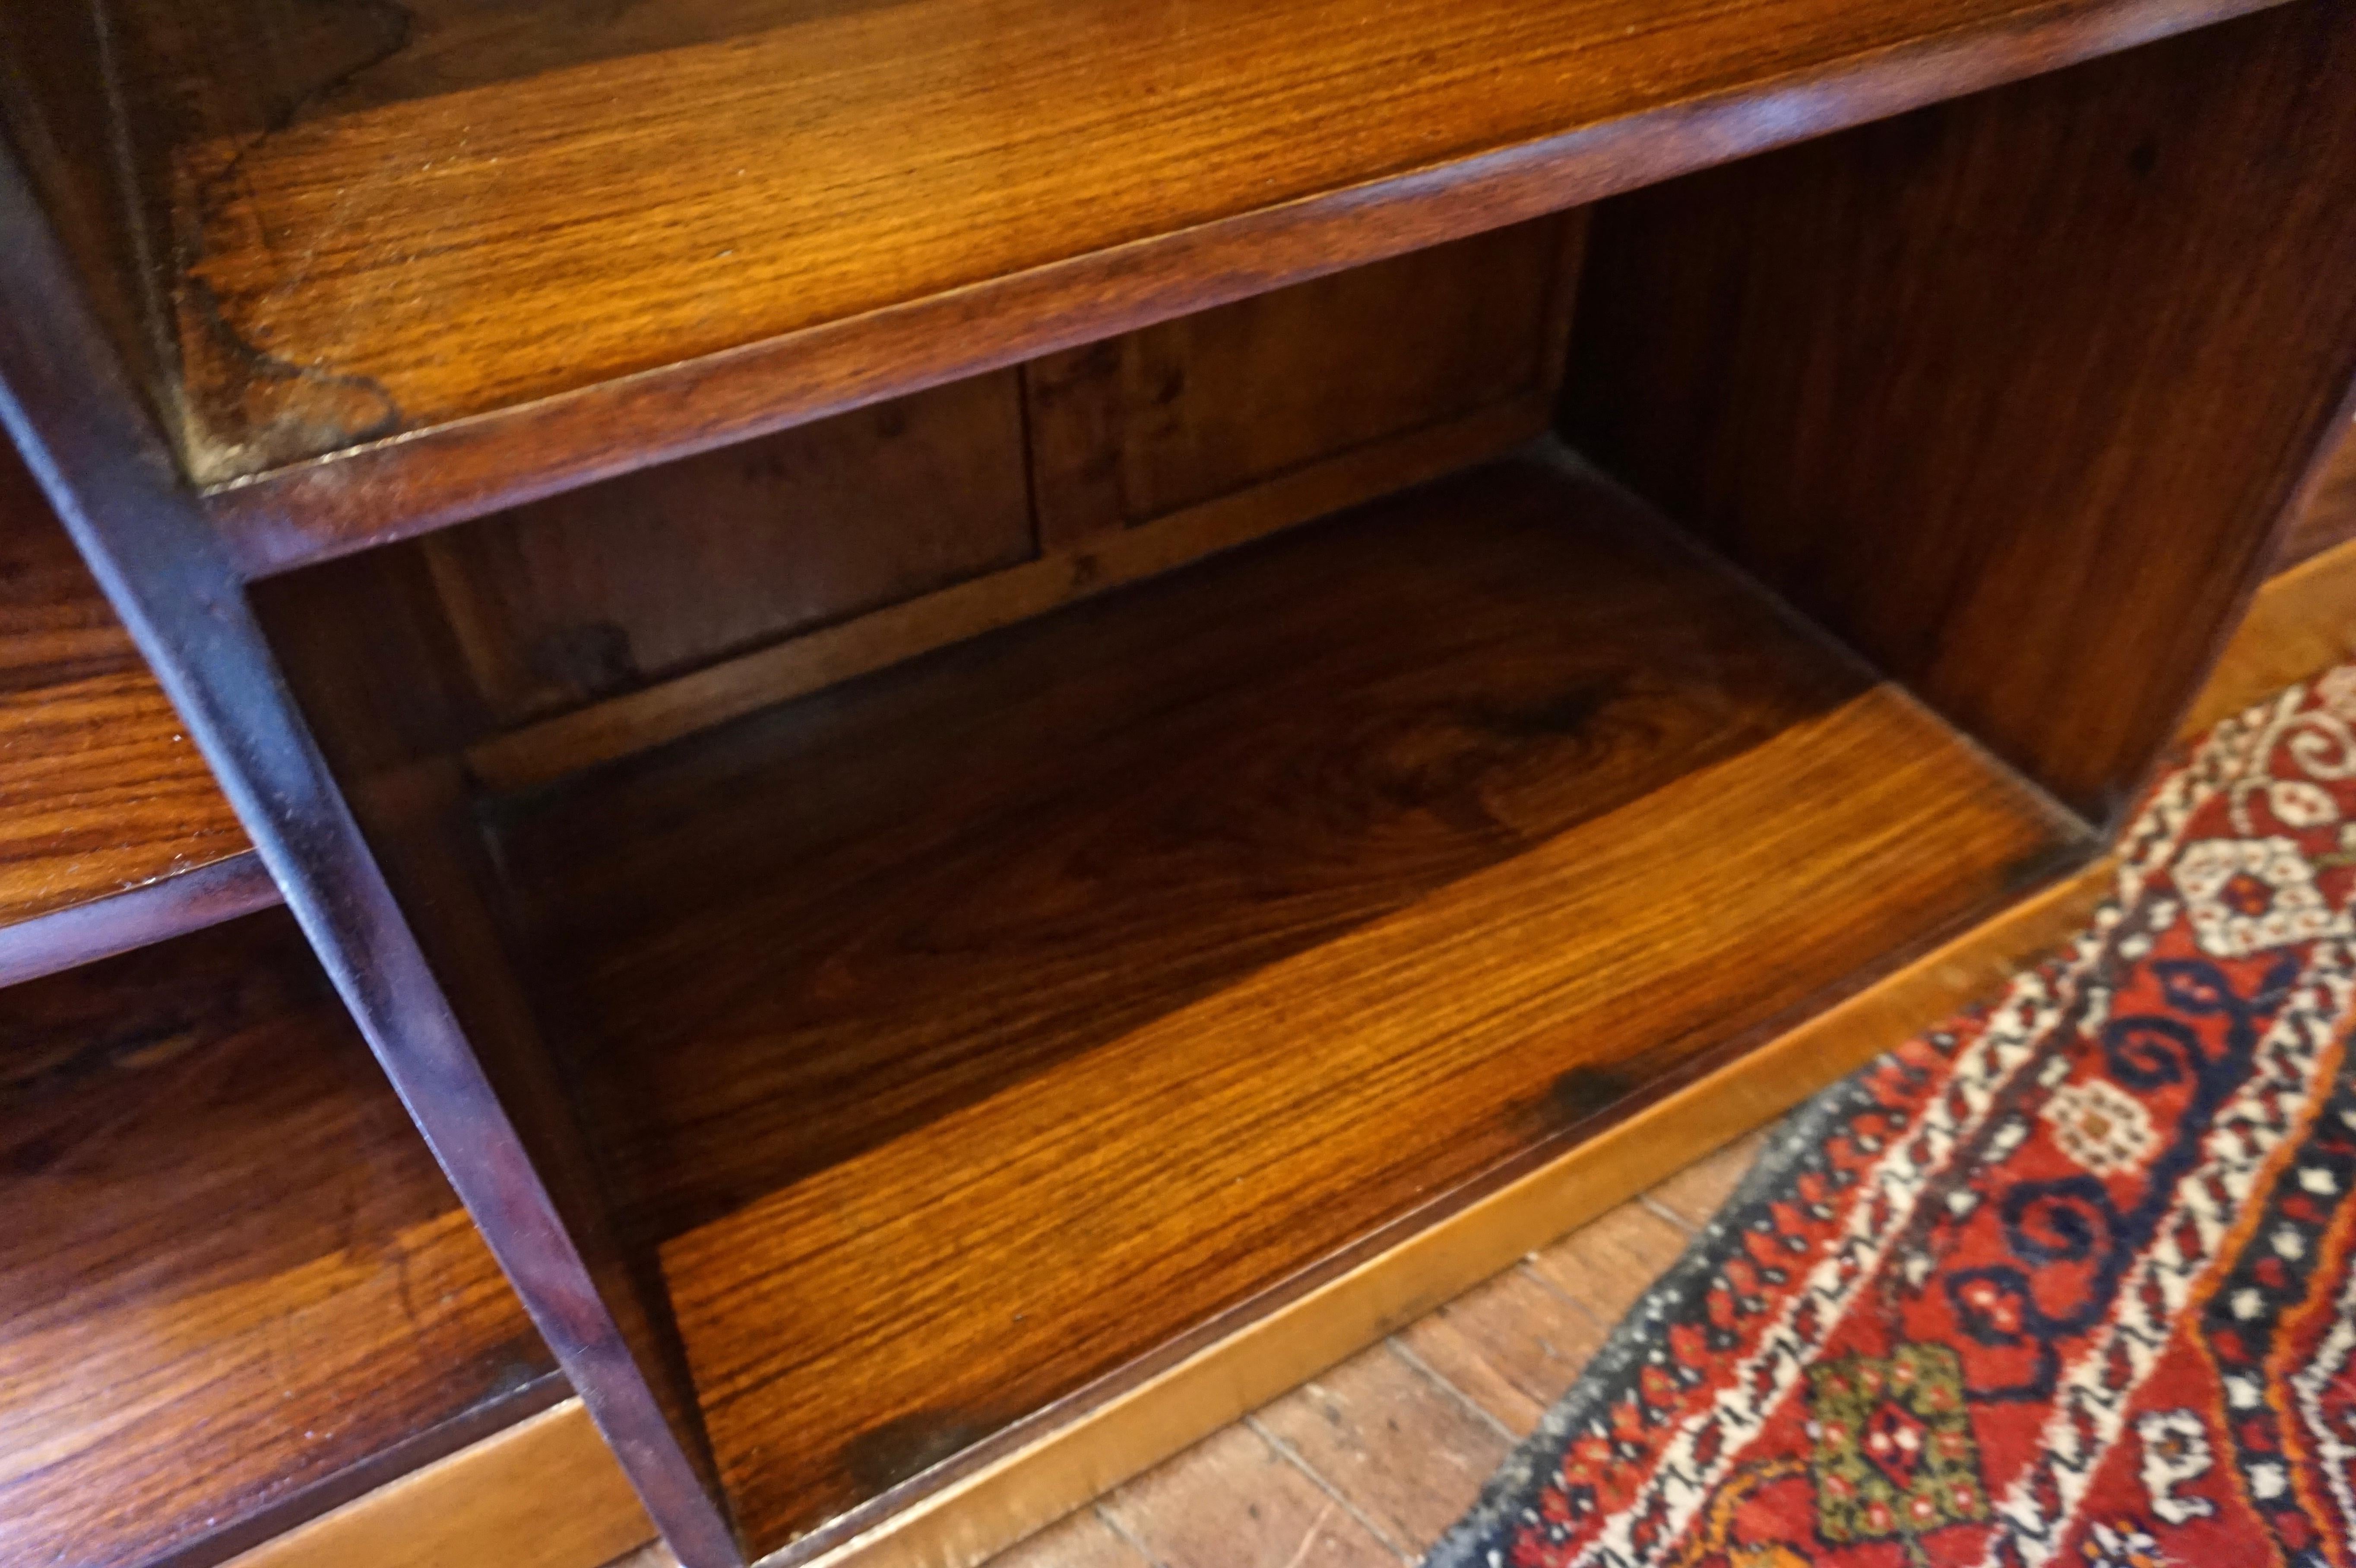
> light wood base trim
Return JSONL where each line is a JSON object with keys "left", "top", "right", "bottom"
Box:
{"left": 465, "top": 394, "right": 1551, "bottom": 794}
{"left": 219, "top": 1401, "right": 654, "bottom": 1568}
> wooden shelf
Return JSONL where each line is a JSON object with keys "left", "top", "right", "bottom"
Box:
{"left": 0, "top": 440, "right": 276, "bottom": 985}
{"left": 95, "top": 0, "right": 2268, "bottom": 567}
{"left": 0, "top": 909, "right": 557, "bottom": 1568}
{"left": 484, "top": 455, "right": 2090, "bottom": 1558}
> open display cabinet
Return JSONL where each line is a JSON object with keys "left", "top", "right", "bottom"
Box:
{"left": 3, "top": 1, "right": 2356, "bottom": 1566}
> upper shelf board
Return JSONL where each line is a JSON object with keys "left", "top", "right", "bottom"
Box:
{"left": 99, "top": 0, "right": 2277, "bottom": 570}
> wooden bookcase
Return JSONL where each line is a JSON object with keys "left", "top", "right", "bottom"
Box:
{"left": 0, "top": 2, "right": 2352, "bottom": 1566}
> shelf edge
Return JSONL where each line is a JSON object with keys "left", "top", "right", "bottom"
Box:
{"left": 200, "top": 0, "right": 2283, "bottom": 580}
{"left": 0, "top": 848, "right": 281, "bottom": 987}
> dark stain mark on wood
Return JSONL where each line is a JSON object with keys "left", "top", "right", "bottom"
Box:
{"left": 841, "top": 1410, "right": 1004, "bottom": 1495}
{"left": 1549, "top": 1066, "right": 1635, "bottom": 1125}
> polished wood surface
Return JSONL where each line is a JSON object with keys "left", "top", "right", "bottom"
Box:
{"left": 464, "top": 397, "right": 1550, "bottom": 793}
{"left": 1562, "top": 0, "right": 2356, "bottom": 820}
{"left": 2181, "top": 536, "right": 2356, "bottom": 738}
{"left": 495, "top": 455, "right": 1872, "bottom": 1247}
{"left": 0, "top": 3, "right": 162, "bottom": 415}
{"left": 114, "top": 0, "right": 2277, "bottom": 567}
{"left": 484, "top": 455, "right": 2083, "bottom": 1554}
{"left": 0, "top": 911, "right": 554, "bottom": 1568}
{"left": 0, "top": 436, "right": 271, "bottom": 971}
{"left": 770, "top": 794, "right": 2101, "bottom": 1568}
{"left": 0, "top": 847, "right": 280, "bottom": 989}
{"left": 1026, "top": 218, "right": 1580, "bottom": 547}
{"left": 226, "top": 848, "right": 2115, "bottom": 1568}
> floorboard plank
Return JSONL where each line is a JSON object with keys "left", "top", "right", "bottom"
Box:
{"left": 1646, "top": 1131, "right": 1772, "bottom": 1230}
{"left": 1390, "top": 1268, "right": 1608, "bottom": 1439}
{"left": 1098, "top": 1424, "right": 1403, "bottom": 1568}
{"left": 983, "top": 1509, "right": 1151, "bottom": 1568}
{"left": 1253, "top": 1345, "right": 1513, "bottom": 1550}
{"left": 1523, "top": 1203, "right": 1694, "bottom": 1324}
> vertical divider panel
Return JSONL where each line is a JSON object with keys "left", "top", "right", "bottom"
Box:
{"left": 1561, "top": 0, "right": 2356, "bottom": 825}
{"left": 0, "top": 146, "right": 744, "bottom": 1568}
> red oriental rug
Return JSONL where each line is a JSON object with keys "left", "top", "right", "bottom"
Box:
{"left": 1426, "top": 665, "right": 2356, "bottom": 1568}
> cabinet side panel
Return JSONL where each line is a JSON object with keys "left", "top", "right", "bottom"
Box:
{"left": 1563, "top": 0, "right": 2356, "bottom": 820}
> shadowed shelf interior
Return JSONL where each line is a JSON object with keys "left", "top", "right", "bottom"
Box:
{"left": 0, "top": 910, "right": 556, "bottom": 1568}
{"left": 0, "top": 3, "right": 2353, "bottom": 1568}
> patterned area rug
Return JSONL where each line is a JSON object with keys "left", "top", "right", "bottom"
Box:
{"left": 1427, "top": 665, "right": 2356, "bottom": 1568}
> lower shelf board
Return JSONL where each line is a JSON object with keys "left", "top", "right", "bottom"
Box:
{"left": 0, "top": 910, "right": 556, "bottom": 1568}
{"left": 484, "top": 452, "right": 2090, "bottom": 1557}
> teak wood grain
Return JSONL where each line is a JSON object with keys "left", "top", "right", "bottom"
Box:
{"left": 0, "top": 911, "right": 555, "bottom": 1568}
{"left": 0, "top": 434, "right": 272, "bottom": 973}
{"left": 1562, "top": 0, "right": 2356, "bottom": 820}
{"left": 482, "top": 456, "right": 2084, "bottom": 1555}
{"left": 91, "top": 0, "right": 2277, "bottom": 567}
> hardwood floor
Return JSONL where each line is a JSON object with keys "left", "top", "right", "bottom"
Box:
{"left": 989, "top": 1136, "right": 1768, "bottom": 1568}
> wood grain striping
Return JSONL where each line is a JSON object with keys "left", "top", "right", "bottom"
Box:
{"left": 493, "top": 457, "right": 1876, "bottom": 1247}
{"left": 0, "top": 437, "right": 257, "bottom": 937}
{"left": 1563, "top": 0, "right": 2356, "bottom": 819}
{"left": 662, "top": 680, "right": 2074, "bottom": 1552}
{"left": 0, "top": 911, "right": 554, "bottom": 1568}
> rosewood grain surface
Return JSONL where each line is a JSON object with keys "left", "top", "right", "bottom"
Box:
{"left": 1562, "top": 0, "right": 2356, "bottom": 820}
{"left": 482, "top": 456, "right": 2082, "bottom": 1553}
{"left": 95, "top": 0, "right": 2278, "bottom": 564}
{"left": 462, "top": 397, "right": 1552, "bottom": 793}
{"left": 0, "top": 436, "right": 261, "bottom": 944}
{"left": 665, "top": 680, "right": 2073, "bottom": 1555}
{"left": 491, "top": 456, "right": 1868, "bottom": 1246}
{"left": 0, "top": 911, "right": 554, "bottom": 1568}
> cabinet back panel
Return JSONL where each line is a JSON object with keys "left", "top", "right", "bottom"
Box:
{"left": 417, "top": 372, "right": 1036, "bottom": 732}
{"left": 488, "top": 458, "right": 1863, "bottom": 1247}
{"left": 1026, "top": 216, "right": 1578, "bottom": 547}
{"left": 317, "top": 222, "right": 1579, "bottom": 781}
